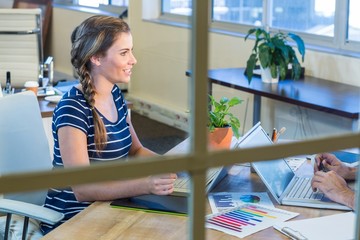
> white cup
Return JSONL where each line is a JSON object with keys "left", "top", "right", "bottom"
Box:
{"left": 24, "top": 81, "right": 39, "bottom": 96}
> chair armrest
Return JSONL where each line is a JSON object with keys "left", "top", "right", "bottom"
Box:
{"left": 0, "top": 199, "right": 64, "bottom": 225}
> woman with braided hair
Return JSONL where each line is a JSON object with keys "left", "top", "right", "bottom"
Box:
{"left": 40, "top": 15, "right": 177, "bottom": 234}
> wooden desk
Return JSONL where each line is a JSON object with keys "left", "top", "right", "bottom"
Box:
{"left": 186, "top": 68, "right": 360, "bottom": 130}
{"left": 38, "top": 97, "right": 57, "bottom": 118}
{"left": 42, "top": 139, "right": 345, "bottom": 240}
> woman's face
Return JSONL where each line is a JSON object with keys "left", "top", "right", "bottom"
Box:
{"left": 96, "top": 32, "right": 137, "bottom": 84}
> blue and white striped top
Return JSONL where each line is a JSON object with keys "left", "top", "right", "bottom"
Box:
{"left": 41, "top": 85, "right": 131, "bottom": 234}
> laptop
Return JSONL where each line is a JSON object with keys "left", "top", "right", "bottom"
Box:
{"left": 110, "top": 168, "right": 227, "bottom": 214}
{"left": 237, "top": 122, "right": 352, "bottom": 210}
{"left": 111, "top": 145, "right": 230, "bottom": 213}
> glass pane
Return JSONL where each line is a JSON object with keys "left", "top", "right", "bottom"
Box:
{"left": 111, "top": 0, "right": 128, "bottom": 6}
{"left": 162, "top": 0, "right": 192, "bottom": 16}
{"left": 348, "top": 0, "right": 360, "bottom": 41}
{"left": 212, "top": 0, "right": 262, "bottom": 25}
{"left": 271, "top": 0, "right": 335, "bottom": 37}
{"left": 78, "top": 0, "right": 108, "bottom": 7}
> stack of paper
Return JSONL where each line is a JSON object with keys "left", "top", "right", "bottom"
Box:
{"left": 274, "top": 212, "right": 356, "bottom": 240}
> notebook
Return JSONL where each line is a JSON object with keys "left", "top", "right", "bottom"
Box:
{"left": 238, "top": 122, "right": 352, "bottom": 210}
{"left": 111, "top": 194, "right": 188, "bottom": 215}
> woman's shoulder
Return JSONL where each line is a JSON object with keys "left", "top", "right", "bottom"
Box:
{"left": 111, "top": 84, "right": 126, "bottom": 102}
{"left": 56, "top": 87, "right": 90, "bottom": 112}
{"left": 60, "top": 87, "right": 86, "bottom": 103}
{"left": 112, "top": 84, "right": 122, "bottom": 95}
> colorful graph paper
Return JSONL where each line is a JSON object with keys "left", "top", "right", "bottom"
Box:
{"left": 206, "top": 203, "right": 298, "bottom": 238}
{"left": 208, "top": 192, "right": 274, "bottom": 213}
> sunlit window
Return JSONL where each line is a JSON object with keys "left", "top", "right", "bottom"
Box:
{"left": 162, "top": 0, "right": 192, "bottom": 16}
{"left": 271, "top": 0, "right": 335, "bottom": 37}
{"left": 162, "top": 0, "right": 358, "bottom": 53}
{"left": 78, "top": 0, "right": 106, "bottom": 7}
{"left": 212, "top": 0, "right": 262, "bottom": 26}
{"left": 348, "top": 0, "right": 360, "bottom": 42}
{"left": 77, "top": 0, "right": 128, "bottom": 7}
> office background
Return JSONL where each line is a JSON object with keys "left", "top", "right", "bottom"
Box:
{"left": 0, "top": 1, "right": 359, "bottom": 239}
{"left": 1, "top": 1, "right": 359, "bottom": 138}
{"left": 58, "top": 2, "right": 360, "bottom": 138}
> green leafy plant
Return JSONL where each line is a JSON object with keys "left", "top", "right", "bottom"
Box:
{"left": 208, "top": 95, "right": 243, "bottom": 139}
{"left": 244, "top": 27, "right": 306, "bottom": 84}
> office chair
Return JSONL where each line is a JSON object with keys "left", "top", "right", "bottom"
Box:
{"left": 12, "top": 0, "right": 52, "bottom": 49}
{"left": 0, "top": 91, "right": 64, "bottom": 239}
{"left": 0, "top": 8, "right": 43, "bottom": 88}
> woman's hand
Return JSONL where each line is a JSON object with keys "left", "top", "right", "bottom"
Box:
{"left": 147, "top": 173, "right": 178, "bottom": 195}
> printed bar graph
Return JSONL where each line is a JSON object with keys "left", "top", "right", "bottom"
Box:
{"left": 212, "top": 194, "right": 235, "bottom": 208}
{"left": 206, "top": 203, "right": 298, "bottom": 238}
{"left": 208, "top": 192, "right": 274, "bottom": 213}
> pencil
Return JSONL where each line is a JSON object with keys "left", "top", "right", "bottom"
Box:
{"left": 271, "top": 128, "right": 277, "bottom": 142}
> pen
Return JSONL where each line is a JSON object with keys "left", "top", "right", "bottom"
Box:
{"left": 5, "top": 71, "right": 11, "bottom": 94}
{"left": 318, "top": 160, "right": 329, "bottom": 172}
{"left": 282, "top": 227, "right": 308, "bottom": 240}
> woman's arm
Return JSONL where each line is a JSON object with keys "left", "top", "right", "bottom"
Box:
{"left": 58, "top": 126, "right": 176, "bottom": 202}
{"left": 126, "top": 115, "right": 157, "bottom": 157}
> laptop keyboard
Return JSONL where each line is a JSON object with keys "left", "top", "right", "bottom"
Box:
{"left": 288, "top": 177, "right": 324, "bottom": 200}
{"left": 174, "top": 168, "right": 219, "bottom": 190}
{"left": 174, "top": 177, "right": 188, "bottom": 188}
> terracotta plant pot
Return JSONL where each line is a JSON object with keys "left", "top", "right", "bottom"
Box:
{"left": 208, "top": 127, "right": 233, "bottom": 150}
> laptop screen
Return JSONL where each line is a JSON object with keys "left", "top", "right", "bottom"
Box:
{"left": 238, "top": 124, "right": 295, "bottom": 199}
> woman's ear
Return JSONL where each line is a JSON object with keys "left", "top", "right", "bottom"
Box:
{"left": 90, "top": 55, "right": 101, "bottom": 66}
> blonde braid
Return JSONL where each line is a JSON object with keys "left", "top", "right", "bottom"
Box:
{"left": 79, "top": 67, "right": 107, "bottom": 152}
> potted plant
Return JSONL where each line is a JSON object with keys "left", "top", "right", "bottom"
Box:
{"left": 244, "top": 27, "right": 305, "bottom": 84}
{"left": 208, "top": 95, "right": 243, "bottom": 149}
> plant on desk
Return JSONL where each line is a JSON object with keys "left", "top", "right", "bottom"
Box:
{"left": 208, "top": 95, "right": 243, "bottom": 150}
{"left": 244, "top": 27, "right": 306, "bottom": 84}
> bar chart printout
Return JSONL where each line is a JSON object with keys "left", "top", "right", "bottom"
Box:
{"left": 205, "top": 203, "right": 298, "bottom": 238}
{"left": 208, "top": 192, "right": 274, "bottom": 213}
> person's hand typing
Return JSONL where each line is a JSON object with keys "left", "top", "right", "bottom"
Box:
{"left": 314, "top": 153, "right": 351, "bottom": 179}
{"left": 311, "top": 170, "right": 354, "bottom": 209}
{"left": 147, "top": 173, "right": 177, "bottom": 195}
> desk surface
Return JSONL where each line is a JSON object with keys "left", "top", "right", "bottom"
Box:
{"left": 42, "top": 139, "right": 346, "bottom": 240}
{"left": 187, "top": 68, "right": 360, "bottom": 119}
{"left": 38, "top": 96, "right": 57, "bottom": 118}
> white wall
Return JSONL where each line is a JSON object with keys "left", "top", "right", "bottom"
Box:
{"left": 48, "top": 8, "right": 97, "bottom": 75}
{"left": 48, "top": 2, "right": 360, "bottom": 137}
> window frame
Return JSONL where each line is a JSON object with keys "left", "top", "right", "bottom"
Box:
{"left": 159, "top": 0, "right": 360, "bottom": 58}
{"left": 54, "top": 0, "right": 128, "bottom": 7}
{"left": 0, "top": 1, "right": 359, "bottom": 240}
